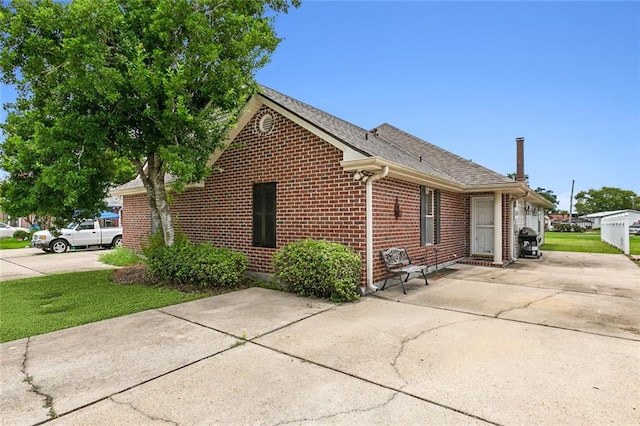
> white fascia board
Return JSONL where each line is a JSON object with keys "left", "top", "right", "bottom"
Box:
{"left": 466, "top": 182, "right": 555, "bottom": 208}
{"left": 341, "top": 157, "right": 465, "bottom": 192}
{"left": 258, "top": 95, "right": 367, "bottom": 163}
{"left": 465, "top": 183, "right": 528, "bottom": 195}
{"left": 111, "top": 181, "right": 204, "bottom": 196}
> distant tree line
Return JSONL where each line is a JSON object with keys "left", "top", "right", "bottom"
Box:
{"left": 507, "top": 173, "right": 638, "bottom": 215}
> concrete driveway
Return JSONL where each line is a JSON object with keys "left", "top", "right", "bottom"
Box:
{"left": 1, "top": 251, "right": 638, "bottom": 425}
{"left": 0, "top": 248, "right": 113, "bottom": 282}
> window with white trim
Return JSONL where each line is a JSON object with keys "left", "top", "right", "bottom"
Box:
{"left": 420, "top": 186, "right": 440, "bottom": 246}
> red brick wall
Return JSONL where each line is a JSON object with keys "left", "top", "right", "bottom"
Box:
{"left": 121, "top": 105, "right": 512, "bottom": 286}
{"left": 371, "top": 179, "right": 470, "bottom": 283}
{"left": 502, "top": 193, "right": 512, "bottom": 263}
{"left": 123, "top": 106, "right": 367, "bottom": 276}
{"left": 122, "top": 193, "right": 151, "bottom": 249}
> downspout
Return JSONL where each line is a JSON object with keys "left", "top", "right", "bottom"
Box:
{"left": 361, "top": 166, "right": 389, "bottom": 293}
{"left": 493, "top": 191, "right": 503, "bottom": 265}
{"left": 510, "top": 191, "right": 530, "bottom": 261}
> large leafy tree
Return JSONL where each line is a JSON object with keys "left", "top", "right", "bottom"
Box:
{"left": 507, "top": 172, "right": 559, "bottom": 213}
{"left": 1, "top": 0, "right": 298, "bottom": 244}
{"left": 533, "top": 187, "right": 559, "bottom": 213}
{"left": 574, "top": 187, "right": 639, "bottom": 214}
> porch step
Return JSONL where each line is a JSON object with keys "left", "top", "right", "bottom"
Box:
{"left": 457, "top": 257, "right": 509, "bottom": 268}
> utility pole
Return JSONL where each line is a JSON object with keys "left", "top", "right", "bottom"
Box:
{"left": 568, "top": 180, "right": 575, "bottom": 225}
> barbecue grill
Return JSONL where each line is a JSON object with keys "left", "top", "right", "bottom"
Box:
{"left": 518, "top": 227, "right": 541, "bottom": 259}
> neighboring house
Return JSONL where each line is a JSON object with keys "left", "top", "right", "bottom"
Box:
{"left": 113, "top": 85, "right": 553, "bottom": 294}
{"left": 0, "top": 212, "right": 39, "bottom": 230}
{"left": 580, "top": 210, "right": 640, "bottom": 229}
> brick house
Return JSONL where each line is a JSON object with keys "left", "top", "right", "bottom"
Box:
{"left": 113, "top": 85, "right": 553, "bottom": 294}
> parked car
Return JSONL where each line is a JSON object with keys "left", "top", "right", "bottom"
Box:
{"left": 629, "top": 224, "right": 640, "bottom": 236}
{"left": 31, "top": 213, "right": 122, "bottom": 253}
{"left": 0, "top": 222, "right": 30, "bottom": 239}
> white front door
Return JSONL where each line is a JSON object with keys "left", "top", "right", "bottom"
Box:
{"left": 473, "top": 197, "right": 494, "bottom": 255}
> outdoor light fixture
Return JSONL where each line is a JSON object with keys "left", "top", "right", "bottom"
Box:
{"left": 353, "top": 171, "right": 370, "bottom": 182}
{"left": 394, "top": 196, "right": 402, "bottom": 219}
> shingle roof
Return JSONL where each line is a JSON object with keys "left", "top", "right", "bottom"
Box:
{"left": 373, "top": 123, "right": 514, "bottom": 186}
{"left": 258, "top": 85, "right": 456, "bottom": 183}
{"left": 259, "top": 85, "right": 513, "bottom": 187}
{"left": 114, "top": 85, "right": 519, "bottom": 195}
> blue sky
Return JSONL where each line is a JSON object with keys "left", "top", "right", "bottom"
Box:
{"left": 255, "top": 0, "right": 640, "bottom": 211}
{"left": 1, "top": 1, "right": 639, "bottom": 212}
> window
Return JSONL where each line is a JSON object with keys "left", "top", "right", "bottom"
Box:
{"left": 420, "top": 187, "right": 440, "bottom": 246}
{"left": 253, "top": 182, "right": 276, "bottom": 248}
{"left": 78, "top": 220, "right": 95, "bottom": 230}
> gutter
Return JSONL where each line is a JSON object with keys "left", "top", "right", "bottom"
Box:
{"left": 342, "top": 157, "right": 464, "bottom": 193}
{"left": 353, "top": 166, "right": 389, "bottom": 293}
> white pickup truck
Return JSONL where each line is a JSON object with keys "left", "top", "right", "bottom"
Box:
{"left": 32, "top": 218, "right": 123, "bottom": 254}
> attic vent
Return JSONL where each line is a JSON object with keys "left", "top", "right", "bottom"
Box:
{"left": 254, "top": 111, "right": 276, "bottom": 135}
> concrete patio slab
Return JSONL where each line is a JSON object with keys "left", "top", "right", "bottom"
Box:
{"left": 0, "top": 248, "right": 113, "bottom": 282}
{"left": 2, "top": 251, "right": 638, "bottom": 425}
{"left": 378, "top": 276, "right": 559, "bottom": 317}
{"left": 159, "top": 287, "right": 335, "bottom": 339}
{"left": 375, "top": 251, "right": 640, "bottom": 340}
{"left": 500, "top": 290, "right": 640, "bottom": 339}
{"left": 257, "top": 297, "right": 640, "bottom": 425}
{"left": 52, "top": 343, "right": 486, "bottom": 425}
{"left": 1, "top": 310, "right": 236, "bottom": 425}
{"left": 449, "top": 252, "right": 640, "bottom": 299}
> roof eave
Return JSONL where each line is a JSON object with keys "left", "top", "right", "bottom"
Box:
{"left": 341, "top": 157, "right": 465, "bottom": 192}
{"left": 465, "top": 182, "right": 528, "bottom": 195}
{"left": 111, "top": 181, "right": 204, "bottom": 197}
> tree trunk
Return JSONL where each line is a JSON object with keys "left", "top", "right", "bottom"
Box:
{"left": 152, "top": 169, "right": 175, "bottom": 247}
{"left": 134, "top": 155, "right": 175, "bottom": 247}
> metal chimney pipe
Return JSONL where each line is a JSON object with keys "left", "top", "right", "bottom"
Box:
{"left": 516, "top": 137, "right": 525, "bottom": 182}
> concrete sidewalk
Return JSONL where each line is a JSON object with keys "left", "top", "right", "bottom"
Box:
{"left": 0, "top": 248, "right": 113, "bottom": 282}
{"left": 1, "top": 252, "right": 639, "bottom": 425}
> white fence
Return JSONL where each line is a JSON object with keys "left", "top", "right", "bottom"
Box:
{"left": 601, "top": 213, "right": 630, "bottom": 255}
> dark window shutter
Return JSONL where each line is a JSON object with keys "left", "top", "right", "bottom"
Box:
{"left": 434, "top": 189, "right": 441, "bottom": 244}
{"left": 253, "top": 183, "right": 277, "bottom": 248}
{"left": 420, "top": 186, "right": 426, "bottom": 246}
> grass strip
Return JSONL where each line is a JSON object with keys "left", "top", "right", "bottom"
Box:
{"left": 0, "top": 270, "right": 207, "bottom": 343}
{"left": 542, "top": 232, "right": 640, "bottom": 255}
{"left": 0, "top": 238, "right": 32, "bottom": 250}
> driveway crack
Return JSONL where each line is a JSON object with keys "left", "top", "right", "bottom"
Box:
{"left": 495, "top": 291, "right": 564, "bottom": 318}
{"left": 21, "top": 337, "right": 57, "bottom": 419}
{"left": 109, "top": 395, "right": 179, "bottom": 425}
{"left": 273, "top": 391, "right": 401, "bottom": 425}
{"left": 390, "top": 318, "right": 487, "bottom": 385}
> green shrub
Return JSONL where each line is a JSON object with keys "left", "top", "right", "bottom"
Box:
{"left": 142, "top": 231, "right": 189, "bottom": 257}
{"left": 552, "top": 223, "right": 586, "bottom": 233}
{"left": 99, "top": 247, "right": 144, "bottom": 266}
{"left": 272, "top": 239, "right": 361, "bottom": 302}
{"left": 147, "top": 242, "right": 248, "bottom": 288}
{"left": 12, "top": 230, "right": 30, "bottom": 241}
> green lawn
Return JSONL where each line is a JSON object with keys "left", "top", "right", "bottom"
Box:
{"left": 0, "top": 270, "right": 207, "bottom": 343}
{"left": 0, "top": 237, "right": 32, "bottom": 250}
{"left": 542, "top": 231, "right": 640, "bottom": 255}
